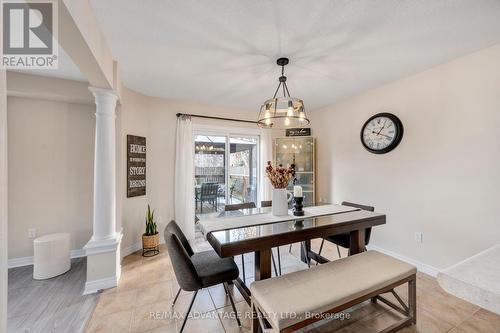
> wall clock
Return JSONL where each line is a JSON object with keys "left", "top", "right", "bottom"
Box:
{"left": 361, "top": 113, "right": 403, "bottom": 154}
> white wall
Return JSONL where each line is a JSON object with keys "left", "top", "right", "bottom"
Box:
{"left": 5, "top": 73, "right": 258, "bottom": 261}
{"left": 310, "top": 44, "right": 500, "bottom": 270}
{"left": 7, "top": 97, "right": 95, "bottom": 259}
{"left": 118, "top": 87, "right": 257, "bottom": 251}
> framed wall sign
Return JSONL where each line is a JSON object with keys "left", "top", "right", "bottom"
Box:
{"left": 285, "top": 128, "right": 311, "bottom": 137}
{"left": 127, "top": 135, "right": 146, "bottom": 197}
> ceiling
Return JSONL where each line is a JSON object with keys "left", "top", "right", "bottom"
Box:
{"left": 11, "top": 44, "right": 87, "bottom": 82}
{"left": 29, "top": 1, "right": 500, "bottom": 111}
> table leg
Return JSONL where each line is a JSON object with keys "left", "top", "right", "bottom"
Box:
{"left": 349, "top": 229, "right": 366, "bottom": 255}
{"left": 300, "top": 239, "right": 311, "bottom": 264}
{"left": 254, "top": 249, "right": 272, "bottom": 281}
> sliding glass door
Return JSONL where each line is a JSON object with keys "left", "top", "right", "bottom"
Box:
{"left": 194, "top": 133, "right": 259, "bottom": 216}
{"left": 228, "top": 136, "right": 258, "bottom": 205}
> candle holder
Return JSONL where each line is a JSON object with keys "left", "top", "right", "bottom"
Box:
{"left": 293, "top": 196, "right": 304, "bottom": 216}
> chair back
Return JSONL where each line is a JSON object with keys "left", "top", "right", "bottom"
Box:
{"left": 341, "top": 201, "right": 375, "bottom": 245}
{"left": 164, "top": 221, "right": 201, "bottom": 291}
{"left": 201, "top": 182, "right": 219, "bottom": 199}
{"left": 225, "top": 202, "right": 256, "bottom": 211}
{"left": 341, "top": 201, "right": 374, "bottom": 212}
{"left": 261, "top": 200, "right": 272, "bottom": 208}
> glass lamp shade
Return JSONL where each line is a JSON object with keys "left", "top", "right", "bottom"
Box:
{"left": 257, "top": 97, "right": 309, "bottom": 128}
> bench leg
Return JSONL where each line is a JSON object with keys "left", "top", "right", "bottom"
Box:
{"left": 252, "top": 301, "right": 261, "bottom": 333}
{"left": 409, "top": 275, "right": 417, "bottom": 324}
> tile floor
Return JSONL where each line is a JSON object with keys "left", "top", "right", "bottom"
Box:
{"left": 86, "top": 239, "right": 500, "bottom": 333}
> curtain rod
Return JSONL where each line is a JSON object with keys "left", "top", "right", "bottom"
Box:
{"left": 176, "top": 113, "right": 258, "bottom": 124}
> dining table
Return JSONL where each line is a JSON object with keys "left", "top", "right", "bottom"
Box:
{"left": 198, "top": 204, "right": 386, "bottom": 305}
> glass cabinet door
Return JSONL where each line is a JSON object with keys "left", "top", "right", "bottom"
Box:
{"left": 275, "top": 137, "right": 315, "bottom": 206}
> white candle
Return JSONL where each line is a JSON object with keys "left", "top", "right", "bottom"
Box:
{"left": 293, "top": 185, "right": 303, "bottom": 197}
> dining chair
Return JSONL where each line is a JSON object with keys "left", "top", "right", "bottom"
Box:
{"left": 225, "top": 202, "right": 283, "bottom": 279}
{"left": 261, "top": 200, "right": 310, "bottom": 267}
{"left": 317, "top": 201, "right": 375, "bottom": 260}
{"left": 164, "top": 221, "right": 241, "bottom": 332}
{"left": 261, "top": 200, "right": 272, "bottom": 207}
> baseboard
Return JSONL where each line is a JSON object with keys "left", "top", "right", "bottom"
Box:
{"left": 8, "top": 248, "right": 87, "bottom": 269}
{"left": 367, "top": 244, "right": 440, "bottom": 277}
{"left": 121, "top": 242, "right": 142, "bottom": 257}
{"left": 121, "top": 238, "right": 165, "bottom": 258}
{"left": 83, "top": 276, "right": 118, "bottom": 295}
{"left": 9, "top": 238, "right": 165, "bottom": 268}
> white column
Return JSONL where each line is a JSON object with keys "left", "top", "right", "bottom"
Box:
{"left": 83, "top": 87, "right": 122, "bottom": 295}
{"left": 90, "top": 87, "right": 118, "bottom": 241}
{"left": 0, "top": 69, "right": 8, "bottom": 333}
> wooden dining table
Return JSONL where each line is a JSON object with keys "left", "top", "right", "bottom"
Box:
{"left": 199, "top": 204, "right": 386, "bottom": 305}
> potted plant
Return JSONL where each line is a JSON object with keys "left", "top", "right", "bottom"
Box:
{"left": 265, "top": 161, "right": 295, "bottom": 216}
{"left": 142, "top": 204, "right": 159, "bottom": 256}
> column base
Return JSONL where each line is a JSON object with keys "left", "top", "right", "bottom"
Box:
{"left": 83, "top": 232, "right": 122, "bottom": 295}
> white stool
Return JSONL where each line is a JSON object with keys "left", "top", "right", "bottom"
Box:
{"left": 33, "top": 233, "right": 71, "bottom": 279}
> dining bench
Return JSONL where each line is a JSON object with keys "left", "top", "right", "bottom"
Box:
{"left": 250, "top": 251, "right": 417, "bottom": 333}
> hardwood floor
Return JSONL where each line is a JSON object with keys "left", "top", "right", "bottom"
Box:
{"left": 8, "top": 257, "right": 99, "bottom": 333}
{"left": 87, "top": 238, "right": 500, "bottom": 333}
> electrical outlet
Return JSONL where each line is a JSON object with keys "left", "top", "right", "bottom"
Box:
{"left": 28, "top": 228, "right": 37, "bottom": 239}
{"left": 414, "top": 232, "right": 423, "bottom": 244}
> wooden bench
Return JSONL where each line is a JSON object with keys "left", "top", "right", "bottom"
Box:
{"left": 250, "top": 251, "right": 417, "bottom": 333}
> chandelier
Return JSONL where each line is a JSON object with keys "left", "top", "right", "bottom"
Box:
{"left": 257, "top": 58, "right": 309, "bottom": 128}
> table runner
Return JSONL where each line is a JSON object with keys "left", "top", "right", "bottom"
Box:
{"left": 198, "top": 204, "right": 359, "bottom": 235}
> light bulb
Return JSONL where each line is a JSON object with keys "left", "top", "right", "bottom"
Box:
{"left": 264, "top": 103, "right": 271, "bottom": 119}
{"left": 287, "top": 100, "right": 294, "bottom": 117}
{"left": 265, "top": 118, "right": 271, "bottom": 125}
{"left": 299, "top": 111, "right": 305, "bottom": 122}
{"left": 285, "top": 117, "right": 290, "bottom": 126}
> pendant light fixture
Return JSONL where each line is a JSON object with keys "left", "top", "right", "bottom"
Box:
{"left": 257, "top": 58, "right": 309, "bottom": 128}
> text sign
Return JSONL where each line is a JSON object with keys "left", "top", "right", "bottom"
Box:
{"left": 285, "top": 128, "right": 311, "bottom": 137}
{"left": 127, "top": 135, "right": 146, "bottom": 197}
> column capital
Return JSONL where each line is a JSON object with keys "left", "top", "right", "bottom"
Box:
{"left": 88, "top": 86, "right": 119, "bottom": 103}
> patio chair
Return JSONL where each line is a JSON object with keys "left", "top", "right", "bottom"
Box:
{"left": 196, "top": 182, "right": 219, "bottom": 213}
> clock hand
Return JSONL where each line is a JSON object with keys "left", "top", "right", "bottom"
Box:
{"left": 371, "top": 131, "right": 391, "bottom": 139}
{"left": 377, "top": 120, "right": 387, "bottom": 135}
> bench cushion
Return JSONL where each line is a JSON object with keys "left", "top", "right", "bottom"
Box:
{"left": 250, "top": 251, "right": 416, "bottom": 330}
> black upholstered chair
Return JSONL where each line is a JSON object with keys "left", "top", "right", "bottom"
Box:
{"left": 164, "top": 221, "right": 241, "bottom": 332}
{"left": 261, "top": 200, "right": 272, "bottom": 207}
{"left": 224, "top": 202, "right": 257, "bottom": 211}
{"left": 264, "top": 200, "right": 311, "bottom": 267}
{"left": 225, "top": 202, "right": 283, "bottom": 278}
{"left": 317, "top": 201, "right": 375, "bottom": 259}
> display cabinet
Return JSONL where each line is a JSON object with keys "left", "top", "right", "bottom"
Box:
{"left": 275, "top": 136, "right": 315, "bottom": 206}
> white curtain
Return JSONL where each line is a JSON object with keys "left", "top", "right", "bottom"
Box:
{"left": 259, "top": 129, "right": 273, "bottom": 203}
{"left": 174, "top": 115, "right": 195, "bottom": 240}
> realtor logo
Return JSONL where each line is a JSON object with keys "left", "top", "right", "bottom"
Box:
{"left": 1, "top": 0, "right": 58, "bottom": 69}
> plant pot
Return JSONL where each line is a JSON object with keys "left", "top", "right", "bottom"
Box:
{"left": 272, "top": 188, "right": 290, "bottom": 216}
{"left": 142, "top": 232, "right": 160, "bottom": 257}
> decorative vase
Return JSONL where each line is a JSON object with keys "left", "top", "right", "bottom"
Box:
{"left": 272, "top": 188, "right": 289, "bottom": 216}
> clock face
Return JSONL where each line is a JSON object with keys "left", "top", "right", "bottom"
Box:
{"left": 361, "top": 113, "right": 403, "bottom": 154}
